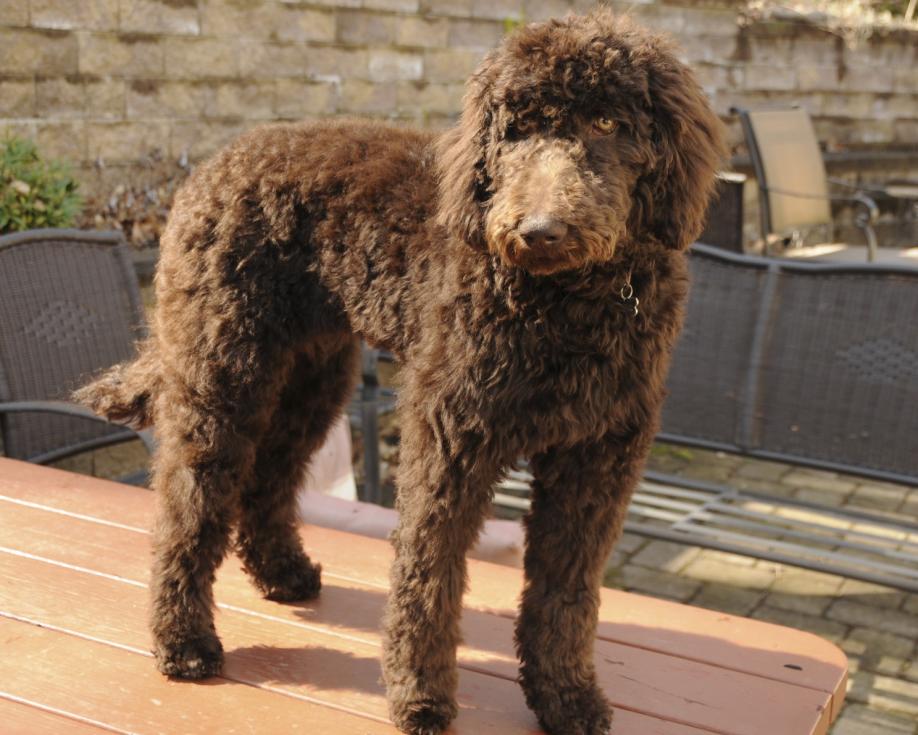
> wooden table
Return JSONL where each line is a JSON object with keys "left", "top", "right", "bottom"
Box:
{"left": 0, "top": 458, "right": 847, "bottom": 734}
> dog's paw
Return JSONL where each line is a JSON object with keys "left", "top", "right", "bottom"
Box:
{"left": 528, "top": 683, "right": 614, "bottom": 735}
{"left": 154, "top": 633, "right": 224, "bottom": 680}
{"left": 259, "top": 559, "right": 322, "bottom": 602}
{"left": 390, "top": 696, "right": 458, "bottom": 735}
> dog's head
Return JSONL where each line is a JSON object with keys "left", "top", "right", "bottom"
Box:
{"left": 435, "top": 10, "right": 726, "bottom": 275}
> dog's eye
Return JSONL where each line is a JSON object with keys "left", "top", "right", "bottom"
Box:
{"left": 509, "top": 119, "right": 538, "bottom": 138}
{"left": 593, "top": 117, "right": 617, "bottom": 135}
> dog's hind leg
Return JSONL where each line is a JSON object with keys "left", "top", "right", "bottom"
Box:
{"left": 381, "top": 386, "right": 504, "bottom": 735}
{"left": 149, "top": 339, "right": 294, "bottom": 680}
{"left": 515, "top": 430, "right": 654, "bottom": 735}
{"left": 236, "top": 337, "right": 360, "bottom": 601}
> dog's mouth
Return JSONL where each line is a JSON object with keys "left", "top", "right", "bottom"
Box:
{"left": 497, "top": 225, "right": 618, "bottom": 276}
{"left": 502, "top": 234, "right": 575, "bottom": 274}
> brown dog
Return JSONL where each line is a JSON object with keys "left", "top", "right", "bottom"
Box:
{"left": 78, "top": 11, "right": 724, "bottom": 735}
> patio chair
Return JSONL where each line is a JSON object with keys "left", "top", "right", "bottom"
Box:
{"left": 735, "top": 106, "right": 918, "bottom": 266}
{"left": 697, "top": 172, "right": 747, "bottom": 253}
{"left": 0, "top": 229, "right": 153, "bottom": 483}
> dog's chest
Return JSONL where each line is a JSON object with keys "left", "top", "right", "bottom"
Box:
{"left": 478, "top": 312, "right": 656, "bottom": 448}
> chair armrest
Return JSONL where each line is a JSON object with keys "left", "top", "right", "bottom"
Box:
{"left": 760, "top": 185, "right": 879, "bottom": 260}
{"left": 884, "top": 183, "right": 918, "bottom": 200}
{"left": 0, "top": 400, "right": 156, "bottom": 455}
{"left": 826, "top": 176, "right": 873, "bottom": 193}
{"left": 827, "top": 177, "right": 918, "bottom": 201}
{"left": 849, "top": 193, "right": 880, "bottom": 261}
{"left": 849, "top": 192, "right": 880, "bottom": 224}
{"left": 762, "top": 184, "right": 878, "bottom": 213}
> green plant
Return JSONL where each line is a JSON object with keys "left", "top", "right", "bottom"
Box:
{"left": 0, "top": 135, "right": 82, "bottom": 233}
{"left": 745, "top": 0, "right": 917, "bottom": 42}
{"left": 503, "top": 15, "right": 525, "bottom": 34}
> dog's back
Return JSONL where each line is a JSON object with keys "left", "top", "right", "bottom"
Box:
{"left": 78, "top": 119, "right": 444, "bottom": 424}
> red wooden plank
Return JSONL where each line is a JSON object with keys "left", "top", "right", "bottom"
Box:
{"left": 0, "top": 457, "right": 849, "bottom": 709}
{"left": 0, "top": 616, "right": 397, "bottom": 734}
{"left": 300, "top": 526, "right": 847, "bottom": 689}
{"left": 0, "top": 495, "right": 836, "bottom": 735}
{"left": 0, "top": 695, "right": 116, "bottom": 734}
{"left": 0, "top": 459, "right": 153, "bottom": 529}
{"left": 0, "top": 552, "right": 711, "bottom": 735}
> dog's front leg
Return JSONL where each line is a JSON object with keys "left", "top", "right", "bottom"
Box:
{"left": 515, "top": 430, "right": 654, "bottom": 735}
{"left": 382, "top": 400, "right": 502, "bottom": 735}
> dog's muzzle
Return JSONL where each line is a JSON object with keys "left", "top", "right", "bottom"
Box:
{"left": 518, "top": 215, "right": 568, "bottom": 251}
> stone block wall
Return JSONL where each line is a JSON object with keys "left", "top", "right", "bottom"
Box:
{"left": 1, "top": 0, "right": 916, "bottom": 196}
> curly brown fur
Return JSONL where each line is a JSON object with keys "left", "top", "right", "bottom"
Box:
{"left": 77, "top": 10, "right": 724, "bottom": 735}
{"left": 73, "top": 340, "right": 160, "bottom": 429}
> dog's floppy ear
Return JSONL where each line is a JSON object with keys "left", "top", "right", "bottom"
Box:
{"left": 434, "top": 60, "right": 497, "bottom": 250}
{"left": 635, "top": 55, "right": 727, "bottom": 250}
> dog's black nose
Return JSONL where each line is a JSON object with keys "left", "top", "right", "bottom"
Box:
{"left": 519, "top": 215, "right": 568, "bottom": 249}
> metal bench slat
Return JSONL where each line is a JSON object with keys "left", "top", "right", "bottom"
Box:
{"left": 681, "top": 498, "right": 918, "bottom": 552}
{"left": 495, "top": 473, "right": 918, "bottom": 591}
{"left": 623, "top": 521, "right": 918, "bottom": 593}
{"left": 653, "top": 522, "right": 918, "bottom": 581}
{"left": 644, "top": 471, "right": 917, "bottom": 532}
{"left": 670, "top": 505, "right": 918, "bottom": 561}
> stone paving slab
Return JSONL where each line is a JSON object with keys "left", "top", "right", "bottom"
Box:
{"left": 830, "top": 703, "right": 916, "bottom": 735}
{"left": 828, "top": 600, "right": 918, "bottom": 640}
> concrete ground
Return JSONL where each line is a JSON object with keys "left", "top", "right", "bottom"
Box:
{"left": 51, "top": 438, "right": 917, "bottom": 735}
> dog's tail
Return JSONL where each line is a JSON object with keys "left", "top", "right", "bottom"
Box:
{"left": 73, "top": 339, "right": 160, "bottom": 430}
